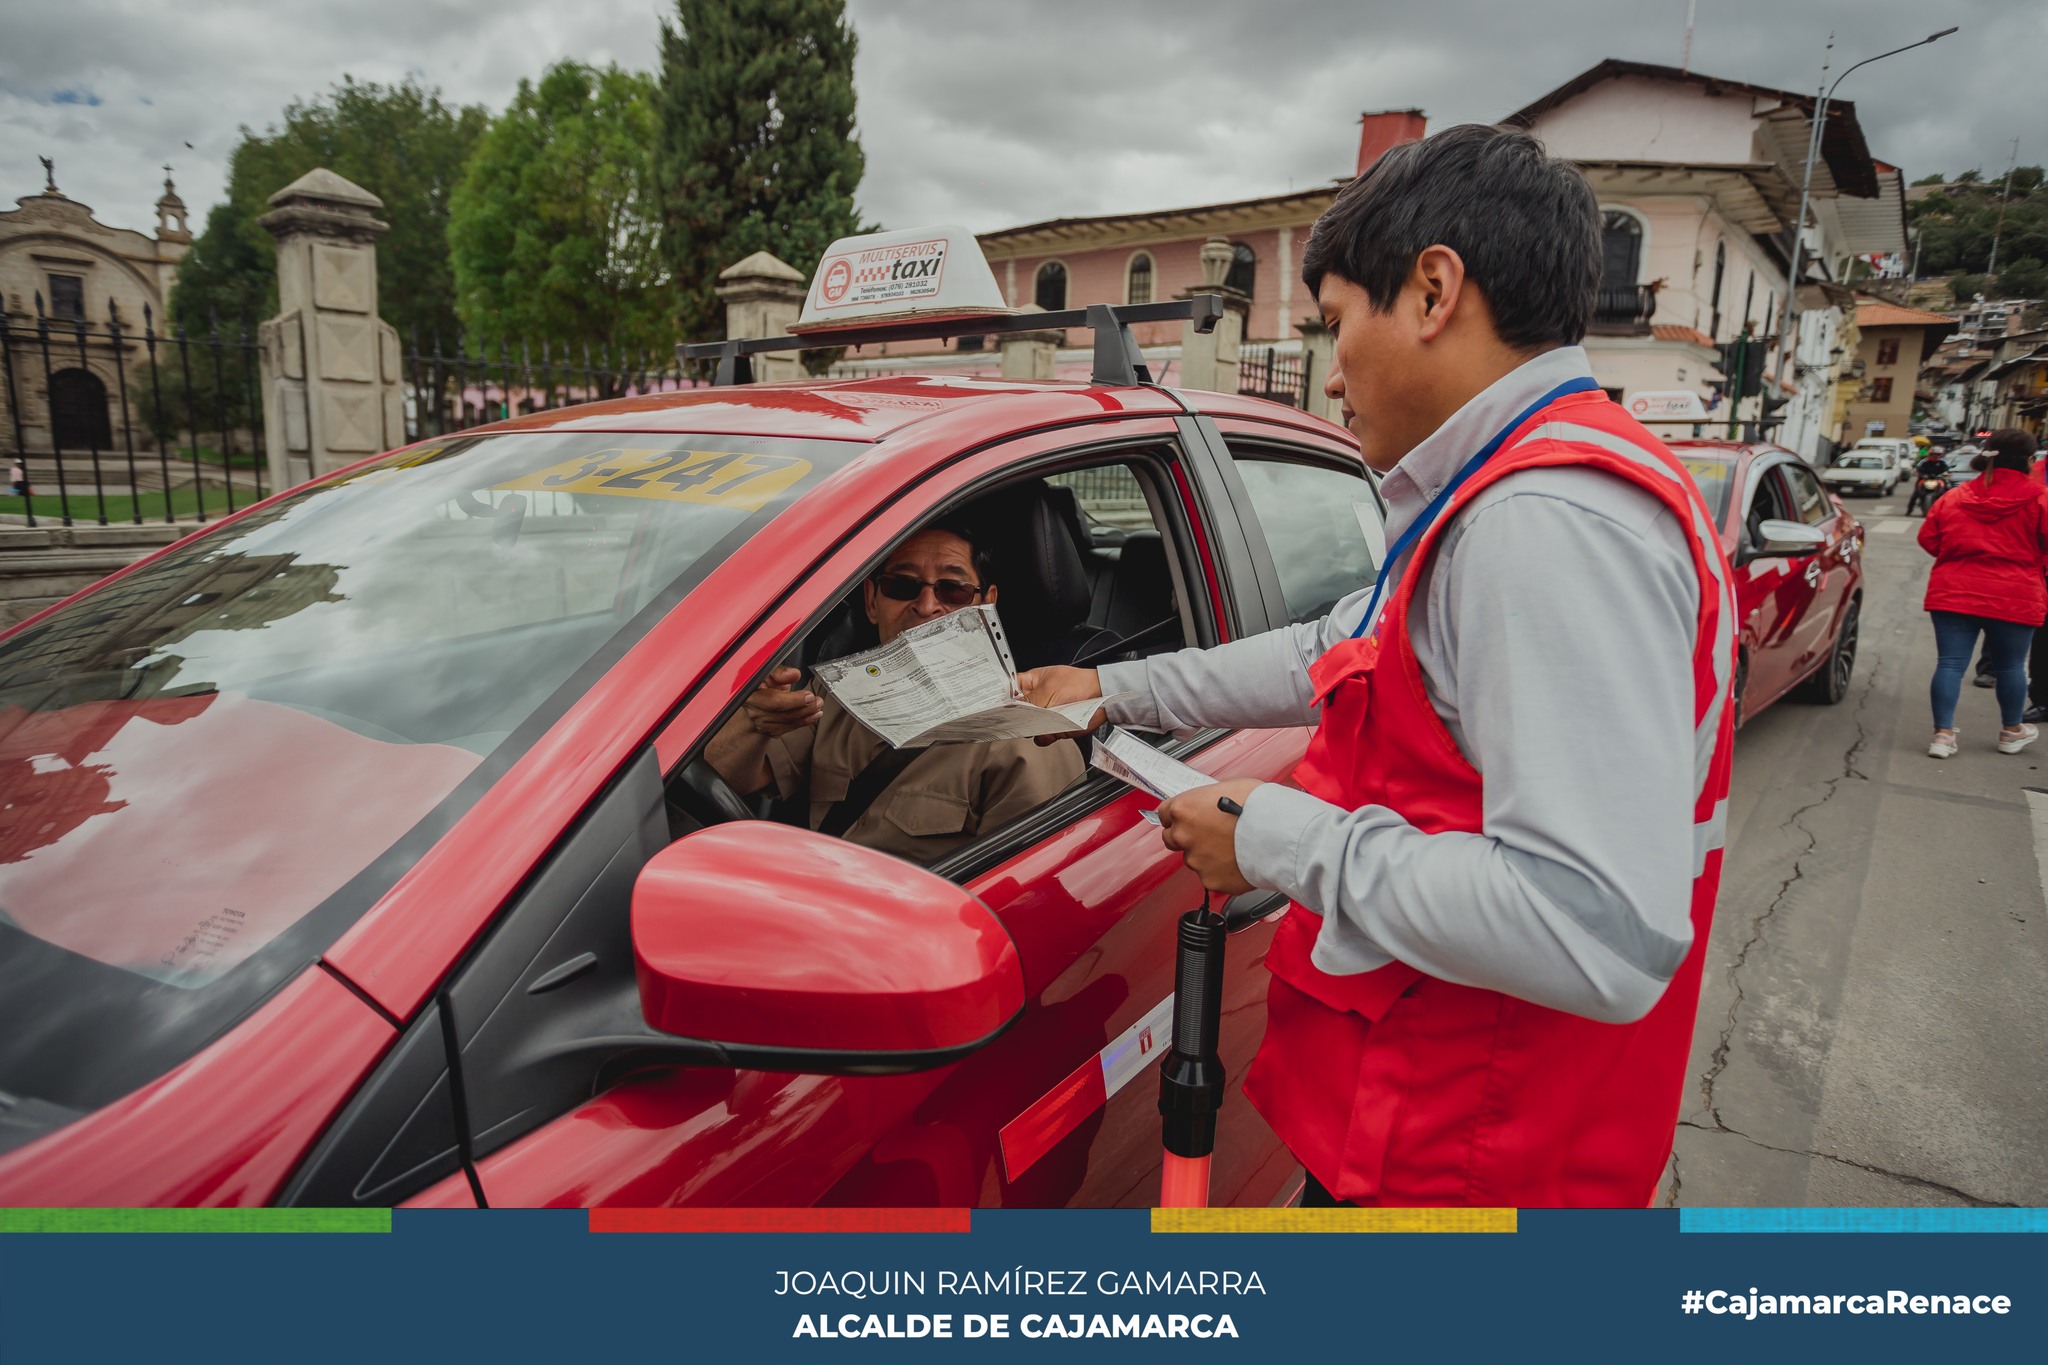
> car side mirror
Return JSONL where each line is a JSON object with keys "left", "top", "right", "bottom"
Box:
{"left": 631, "top": 823, "right": 1026, "bottom": 1074}
{"left": 1752, "top": 518, "right": 1827, "bottom": 558}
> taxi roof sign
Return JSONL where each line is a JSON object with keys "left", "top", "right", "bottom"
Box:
{"left": 793, "top": 225, "right": 1011, "bottom": 334}
{"left": 1626, "top": 389, "right": 1710, "bottom": 422}
{"left": 682, "top": 223, "right": 1223, "bottom": 387}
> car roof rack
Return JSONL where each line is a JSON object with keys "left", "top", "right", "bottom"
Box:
{"left": 678, "top": 295, "right": 1224, "bottom": 388}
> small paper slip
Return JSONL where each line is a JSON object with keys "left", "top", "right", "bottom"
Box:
{"left": 813, "top": 604, "right": 1132, "bottom": 748}
{"left": 1090, "top": 726, "right": 1215, "bottom": 822}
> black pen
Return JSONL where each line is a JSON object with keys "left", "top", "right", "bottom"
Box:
{"left": 1217, "top": 797, "right": 1244, "bottom": 817}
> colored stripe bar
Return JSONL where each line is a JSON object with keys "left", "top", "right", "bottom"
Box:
{"left": 0, "top": 1209, "right": 389, "bottom": 1234}
{"left": 591, "top": 1208, "right": 972, "bottom": 1234}
{"left": 1000, "top": 1056, "right": 1108, "bottom": 1183}
{"left": 1682, "top": 1208, "right": 2048, "bottom": 1234}
{"left": 1000, "top": 995, "right": 1174, "bottom": 1182}
{"left": 1153, "top": 1208, "right": 1517, "bottom": 1233}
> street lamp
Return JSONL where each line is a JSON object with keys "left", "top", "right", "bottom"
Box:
{"left": 1769, "top": 26, "right": 1958, "bottom": 427}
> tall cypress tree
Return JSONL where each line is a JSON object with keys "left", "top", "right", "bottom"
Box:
{"left": 654, "top": 0, "right": 867, "bottom": 342}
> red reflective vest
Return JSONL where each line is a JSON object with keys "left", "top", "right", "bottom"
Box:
{"left": 1242, "top": 389, "right": 1736, "bottom": 1207}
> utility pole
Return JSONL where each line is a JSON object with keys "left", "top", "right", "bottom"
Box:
{"left": 1767, "top": 27, "right": 1956, "bottom": 443}
{"left": 1988, "top": 137, "right": 2019, "bottom": 279}
{"left": 1681, "top": 0, "right": 1697, "bottom": 74}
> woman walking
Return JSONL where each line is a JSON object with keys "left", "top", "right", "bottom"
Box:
{"left": 1919, "top": 429, "right": 2048, "bottom": 757}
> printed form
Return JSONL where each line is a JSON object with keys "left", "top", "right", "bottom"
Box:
{"left": 813, "top": 604, "right": 1126, "bottom": 747}
{"left": 1090, "top": 726, "right": 1218, "bottom": 823}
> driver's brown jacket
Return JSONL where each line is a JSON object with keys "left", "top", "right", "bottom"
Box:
{"left": 766, "top": 694, "right": 1083, "bottom": 864}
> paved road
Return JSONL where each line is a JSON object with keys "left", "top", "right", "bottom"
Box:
{"left": 1668, "top": 500, "right": 2048, "bottom": 1207}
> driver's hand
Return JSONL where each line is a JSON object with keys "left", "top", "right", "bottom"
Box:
{"left": 1017, "top": 665, "right": 1104, "bottom": 743}
{"left": 742, "top": 666, "right": 823, "bottom": 736}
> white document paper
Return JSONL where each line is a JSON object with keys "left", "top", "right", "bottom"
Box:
{"left": 813, "top": 604, "right": 1129, "bottom": 748}
{"left": 1090, "top": 725, "right": 1216, "bottom": 822}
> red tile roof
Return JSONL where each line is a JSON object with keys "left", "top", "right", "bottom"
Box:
{"left": 1854, "top": 300, "right": 1958, "bottom": 328}
{"left": 1652, "top": 324, "right": 1715, "bottom": 345}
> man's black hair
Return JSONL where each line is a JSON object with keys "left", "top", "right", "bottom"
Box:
{"left": 886, "top": 513, "right": 996, "bottom": 587}
{"left": 1300, "top": 123, "right": 1601, "bottom": 350}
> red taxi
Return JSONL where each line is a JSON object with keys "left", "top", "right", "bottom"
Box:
{"left": 1672, "top": 440, "right": 1864, "bottom": 724}
{"left": 0, "top": 231, "right": 1381, "bottom": 1208}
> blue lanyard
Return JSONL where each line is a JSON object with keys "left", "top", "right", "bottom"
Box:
{"left": 1349, "top": 376, "right": 1601, "bottom": 640}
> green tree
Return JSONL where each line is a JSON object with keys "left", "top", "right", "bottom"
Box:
{"left": 653, "top": 0, "right": 867, "bottom": 344}
{"left": 1908, "top": 164, "right": 2048, "bottom": 302}
{"left": 2001, "top": 257, "right": 2048, "bottom": 302}
{"left": 448, "top": 62, "right": 669, "bottom": 357}
{"left": 170, "top": 77, "right": 488, "bottom": 344}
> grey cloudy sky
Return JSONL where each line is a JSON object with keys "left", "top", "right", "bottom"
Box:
{"left": 1, "top": 0, "right": 2037, "bottom": 244}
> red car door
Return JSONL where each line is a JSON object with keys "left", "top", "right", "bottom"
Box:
{"left": 1738, "top": 462, "right": 1818, "bottom": 707}
{"left": 426, "top": 417, "right": 1303, "bottom": 1209}
{"left": 1775, "top": 460, "right": 1853, "bottom": 681}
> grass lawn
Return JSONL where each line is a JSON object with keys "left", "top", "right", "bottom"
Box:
{"left": 4, "top": 482, "right": 244, "bottom": 526}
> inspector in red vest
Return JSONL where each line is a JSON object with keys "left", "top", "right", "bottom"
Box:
{"left": 1243, "top": 387, "right": 1736, "bottom": 1207}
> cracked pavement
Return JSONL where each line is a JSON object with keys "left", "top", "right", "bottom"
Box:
{"left": 1664, "top": 504, "right": 2048, "bottom": 1208}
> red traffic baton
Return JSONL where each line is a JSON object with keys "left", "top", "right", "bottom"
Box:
{"left": 1156, "top": 795, "right": 1245, "bottom": 1208}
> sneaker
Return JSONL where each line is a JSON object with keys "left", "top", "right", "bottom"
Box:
{"left": 1972, "top": 670, "right": 1997, "bottom": 689}
{"left": 2025, "top": 705, "right": 2048, "bottom": 725}
{"left": 1928, "top": 729, "right": 1960, "bottom": 758}
{"left": 1997, "top": 724, "right": 2039, "bottom": 755}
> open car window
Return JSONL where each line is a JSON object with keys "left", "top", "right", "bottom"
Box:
{"left": 672, "top": 453, "right": 1208, "bottom": 877}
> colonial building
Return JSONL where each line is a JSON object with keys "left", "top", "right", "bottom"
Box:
{"left": 1980, "top": 327, "right": 2048, "bottom": 437}
{"left": 0, "top": 163, "right": 191, "bottom": 453}
{"left": 1922, "top": 304, "right": 2043, "bottom": 435}
{"left": 1503, "top": 60, "right": 1906, "bottom": 461}
{"left": 827, "top": 62, "right": 1907, "bottom": 464}
{"left": 1838, "top": 297, "right": 1955, "bottom": 441}
{"left": 828, "top": 112, "right": 1432, "bottom": 398}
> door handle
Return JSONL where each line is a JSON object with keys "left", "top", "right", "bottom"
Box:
{"left": 1221, "top": 889, "right": 1288, "bottom": 932}
{"left": 1803, "top": 562, "right": 1822, "bottom": 587}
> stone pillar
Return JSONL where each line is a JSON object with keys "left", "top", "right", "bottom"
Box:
{"left": 1178, "top": 237, "right": 1247, "bottom": 393}
{"left": 256, "top": 169, "right": 404, "bottom": 491}
{"left": 716, "top": 251, "right": 808, "bottom": 383}
{"left": 1296, "top": 315, "right": 1344, "bottom": 423}
{"left": 999, "top": 305, "right": 1062, "bottom": 381}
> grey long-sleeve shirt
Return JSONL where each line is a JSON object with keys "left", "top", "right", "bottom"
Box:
{"left": 1098, "top": 346, "right": 1703, "bottom": 1024}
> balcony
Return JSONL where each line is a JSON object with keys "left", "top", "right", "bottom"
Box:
{"left": 1587, "top": 284, "right": 1657, "bottom": 336}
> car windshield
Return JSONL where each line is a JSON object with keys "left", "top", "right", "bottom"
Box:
{"left": 1843, "top": 456, "right": 1886, "bottom": 469}
{"left": 0, "top": 428, "right": 851, "bottom": 1136}
{"left": 1677, "top": 454, "right": 1738, "bottom": 521}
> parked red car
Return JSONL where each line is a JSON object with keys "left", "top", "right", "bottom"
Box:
{"left": 1670, "top": 440, "right": 1864, "bottom": 725}
{"left": 0, "top": 358, "right": 1384, "bottom": 1208}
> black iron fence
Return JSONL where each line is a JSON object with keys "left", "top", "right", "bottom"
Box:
{"left": 401, "top": 332, "right": 710, "bottom": 442}
{"left": 0, "top": 296, "right": 263, "bottom": 528}
{"left": 1238, "top": 346, "right": 1308, "bottom": 408}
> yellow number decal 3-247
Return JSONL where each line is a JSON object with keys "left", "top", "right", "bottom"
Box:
{"left": 499, "top": 448, "right": 812, "bottom": 511}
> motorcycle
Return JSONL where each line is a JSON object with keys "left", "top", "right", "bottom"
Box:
{"left": 1908, "top": 473, "right": 1949, "bottom": 517}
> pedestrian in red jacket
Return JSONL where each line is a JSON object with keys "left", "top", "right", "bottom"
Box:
{"left": 1918, "top": 429, "right": 2048, "bottom": 756}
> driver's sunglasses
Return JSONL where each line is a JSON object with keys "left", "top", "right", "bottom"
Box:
{"left": 872, "top": 573, "right": 985, "bottom": 607}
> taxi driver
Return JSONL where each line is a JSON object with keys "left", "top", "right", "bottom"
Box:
{"left": 703, "top": 517, "right": 1084, "bottom": 863}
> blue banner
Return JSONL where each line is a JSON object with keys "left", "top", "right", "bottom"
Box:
{"left": 1, "top": 1207, "right": 2040, "bottom": 1363}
